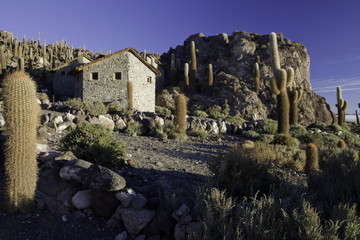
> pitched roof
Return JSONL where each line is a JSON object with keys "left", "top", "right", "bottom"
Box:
{"left": 70, "top": 48, "right": 161, "bottom": 76}
{"left": 51, "top": 55, "right": 93, "bottom": 72}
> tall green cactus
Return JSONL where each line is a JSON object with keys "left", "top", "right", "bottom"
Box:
{"left": 0, "top": 45, "right": 6, "bottom": 71}
{"left": 305, "top": 143, "right": 319, "bottom": 173}
{"left": 207, "top": 63, "right": 213, "bottom": 96}
{"left": 254, "top": 62, "right": 260, "bottom": 95}
{"left": 2, "top": 72, "right": 40, "bottom": 213}
{"left": 190, "top": 41, "right": 197, "bottom": 88}
{"left": 174, "top": 93, "right": 187, "bottom": 133}
{"left": 335, "top": 86, "right": 348, "bottom": 126}
{"left": 127, "top": 81, "right": 133, "bottom": 112}
{"left": 184, "top": 63, "right": 189, "bottom": 94}
{"left": 288, "top": 85, "right": 303, "bottom": 124}
{"left": 269, "top": 32, "right": 293, "bottom": 135}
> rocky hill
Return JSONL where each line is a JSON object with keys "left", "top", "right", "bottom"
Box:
{"left": 160, "top": 31, "right": 335, "bottom": 125}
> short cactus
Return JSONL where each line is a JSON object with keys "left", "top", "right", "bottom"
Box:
{"left": 287, "top": 84, "right": 303, "bottom": 124}
{"left": 269, "top": 32, "right": 293, "bottom": 135}
{"left": 174, "top": 93, "right": 187, "bottom": 133}
{"left": 2, "top": 72, "right": 40, "bottom": 213}
{"left": 305, "top": 143, "right": 319, "bottom": 173}
{"left": 254, "top": 62, "right": 260, "bottom": 95}
{"left": 337, "top": 139, "right": 346, "bottom": 149}
{"left": 335, "top": 86, "right": 348, "bottom": 126}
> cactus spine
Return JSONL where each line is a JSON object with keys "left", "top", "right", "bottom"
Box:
{"left": 2, "top": 72, "right": 40, "bottom": 213}
{"left": 174, "top": 93, "right": 187, "bottom": 133}
{"left": 269, "top": 32, "right": 293, "bottom": 135}
{"left": 207, "top": 63, "right": 213, "bottom": 96}
{"left": 127, "top": 81, "right": 133, "bottom": 112}
{"left": 287, "top": 84, "right": 303, "bottom": 124}
{"left": 335, "top": 86, "right": 348, "bottom": 126}
{"left": 305, "top": 143, "right": 319, "bottom": 173}
{"left": 190, "top": 41, "right": 197, "bottom": 88}
{"left": 254, "top": 62, "right": 260, "bottom": 95}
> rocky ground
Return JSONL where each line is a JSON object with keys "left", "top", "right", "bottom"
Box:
{"left": 0, "top": 123, "right": 241, "bottom": 240}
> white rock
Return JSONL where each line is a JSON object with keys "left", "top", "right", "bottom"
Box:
{"left": 63, "top": 113, "right": 76, "bottom": 122}
{"left": 71, "top": 190, "right": 92, "bottom": 209}
{"left": 52, "top": 115, "right": 64, "bottom": 124}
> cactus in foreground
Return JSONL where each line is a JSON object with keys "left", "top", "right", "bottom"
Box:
{"left": 190, "top": 41, "right": 197, "bottom": 88}
{"left": 2, "top": 72, "right": 40, "bottom": 213}
{"left": 335, "top": 86, "right": 348, "bottom": 126}
{"left": 305, "top": 143, "right": 319, "bottom": 173}
{"left": 207, "top": 63, "right": 213, "bottom": 96}
{"left": 269, "top": 32, "right": 294, "bottom": 135}
{"left": 174, "top": 93, "right": 187, "bottom": 133}
{"left": 287, "top": 84, "right": 303, "bottom": 124}
{"left": 127, "top": 81, "right": 133, "bottom": 112}
{"left": 254, "top": 62, "right": 260, "bottom": 95}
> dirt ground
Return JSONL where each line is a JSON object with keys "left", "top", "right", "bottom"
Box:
{"left": 0, "top": 127, "right": 242, "bottom": 240}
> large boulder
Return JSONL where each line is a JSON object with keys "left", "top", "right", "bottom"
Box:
{"left": 59, "top": 159, "right": 126, "bottom": 191}
{"left": 88, "top": 115, "right": 115, "bottom": 131}
{"left": 160, "top": 31, "right": 335, "bottom": 125}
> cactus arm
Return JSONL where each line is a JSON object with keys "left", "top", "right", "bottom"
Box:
{"left": 343, "top": 100, "right": 348, "bottom": 111}
{"left": 270, "top": 79, "right": 280, "bottom": 95}
{"left": 286, "top": 67, "right": 294, "bottom": 87}
{"left": 269, "top": 32, "right": 280, "bottom": 71}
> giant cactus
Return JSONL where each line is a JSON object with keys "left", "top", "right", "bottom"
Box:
{"left": 207, "top": 63, "right": 213, "bottom": 96}
{"left": 269, "top": 32, "right": 293, "bottom": 135}
{"left": 288, "top": 84, "right": 303, "bottom": 124}
{"left": 254, "top": 62, "right": 260, "bottom": 95}
{"left": 2, "top": 72, "right": 40, "bottom": 213}
{"left": 190, "top": 41, "right": 197, "bottom": 89}
{"left": 184, "top": 63, "right": 189, "bottom": 94}
{"left": 127, "top": 81, "right": 133, "bottom": 112}
{"left": 174, "top": 93, "right": 187, "bottom": 133}
{"left": 335, "top": 86, "right": 348, "bottom": 126}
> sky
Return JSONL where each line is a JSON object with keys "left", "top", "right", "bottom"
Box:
{"left": 1, "top": 0, "right": 360, "bottom": 114}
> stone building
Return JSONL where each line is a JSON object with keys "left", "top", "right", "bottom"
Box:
{"left": 69, "top": 48, "right": 161, "bottom": 112}
{"left": 52, "top": 55, "right": 92, "bottom": 99}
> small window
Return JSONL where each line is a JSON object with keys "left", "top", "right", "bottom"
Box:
{"left": 91, "top": 72, "right": 98, "bottom": 80}
{"left": 147, "top": 76, "right": 152, "bottom": 83}
{"left": 114, "top": 72, "right": 122, "bottom": 80}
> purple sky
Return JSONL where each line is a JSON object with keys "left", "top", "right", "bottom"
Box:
{"left": 1, "top": 0, "right": 360, "bottom": 114}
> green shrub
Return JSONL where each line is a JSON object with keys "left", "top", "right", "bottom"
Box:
{"left": 271, "top": 134, "right": 296, "bottom": 147}
{"left": 225, "top": 115, "right": 246, "bottom": 125}
{"left": 189, "top": 129, "right": 208, "bottom": 139}
{"left": 107, "top": 101, "right": 123, "bottom": 114}
{"left": 60, "top": 122, "right": 127, "bottom": 166}
{"left": 242, "top": 130, "right": 260, "bottom": 139}
{"left": 206, "top": 105, "right": 226, "bottom": 119}
{"left": 258, "top": 134, "right": 275, "bottom": 144}
{"left": 257, "top": 119, "right": 278, "bottom": 135}
{"left": 64, "top": 98, "right": 84, "bottom": 110}
{"left": 155, "top": 106, "right": 172, "bottom": 115}
{"left": 192, "top": 110, "right": 208, "bottom": 118}
{"left": 125, "top": 122, "right": 145, "bottom": 136}
{"left": 84, "top": 101, "right": 108, "bottom": 115}
{"left": 168, "top": 131, "right": 188, "bottom": 141}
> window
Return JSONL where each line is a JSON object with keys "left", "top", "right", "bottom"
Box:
{"left": 147, "top": 76, "right": 152, "bottom": 83}
{"left": 114, "top": 72, "right": 122, "bottom": 80}
{"left": 91, "top": 72, "right": 98, "bottom": 80}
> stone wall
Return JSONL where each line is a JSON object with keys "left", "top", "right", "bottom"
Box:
{"left": 79, "top": 52, "right": 156, "bottom": 112}
{"left": 53, "top": 57, "right": 91, "bottom": 98}
{"left": 128, "top": 53, "right": 156, "bottom": 112}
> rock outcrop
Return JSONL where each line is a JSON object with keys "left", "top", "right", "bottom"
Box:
{"left": 160, "top": 31, "right": 335, "bottom": 125}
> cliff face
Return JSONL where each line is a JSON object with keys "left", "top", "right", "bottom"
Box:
{"left": 160, "top": 31, "right": 335, "bottom": 125}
